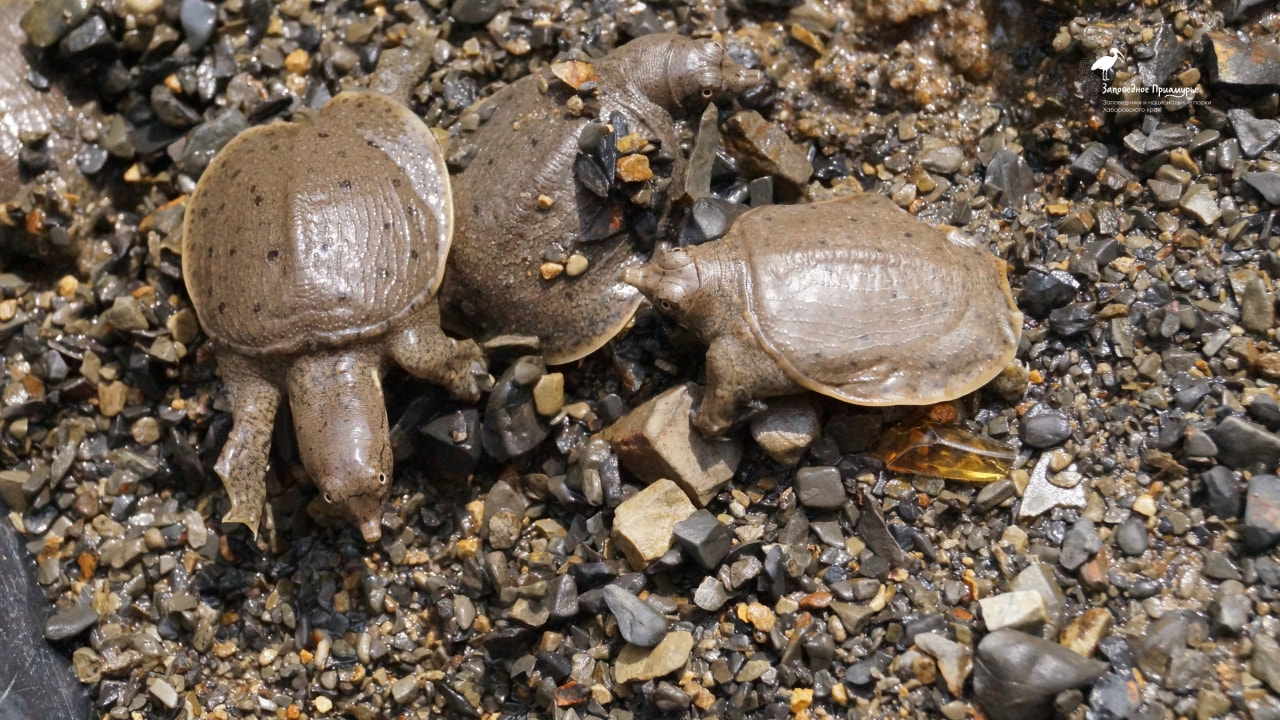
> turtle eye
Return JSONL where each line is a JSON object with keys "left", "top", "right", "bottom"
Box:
{"left": 324, "top": 493, "right": 334, "bottom": 504}
{"left": 701, "top": 88, "right": 714, "bottom": 99}
{"left": 378, "top": 473, "right": 388, "bottom": 486}
{"left": 660, "top": 300, "right": 673, "bottom": 311}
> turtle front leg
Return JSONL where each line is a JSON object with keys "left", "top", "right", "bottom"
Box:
{"left": 390, "top": 301, "right": 487, "bottom": 403}
{"left": 212, "top": 352, "right": 280, "bottom": 537}
{"left": 695, "top": 335, "right": 751, "bottom": 438}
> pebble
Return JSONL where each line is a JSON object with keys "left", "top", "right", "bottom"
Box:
{"left": 1179, "top": 184, "right": 1221, "bottom": 226}
{"left": 1252, "top": 633, "right": 1280, "bottom": 694}
{"left": 613, "top": 630, "right": 694, "bottom": 683}
{"left": 19, "top": 0, "right": 92, "bottom": 47}
{"left": 1089, "top": 674, "right": 1141, "bottom": 720}
{"left": 973, "top": 629, "right": 1109, "bottom": 720}
{"left": 1019, "top": 268, "right": 1078, "bottom": 318}
{"left": 612, "top": 479, "right": 696, "bottom": 569}
{"left": 1069, "top": 142, "right": 1109, "bottom": 179}
{"left": 1211, "top": 416, "right": 1280, "bottom": 471}
{"left": 1059, "top": 518, "right": 1101, "bottom": 570}
{"left": 794, "top": 466, "right": 845, "bottom": 509}
{"left": 1019, "top": 453, "right": 1087, "bottom": 518}
{"left": 914, "top": 633, "right": 972, "bottom": 695}
{"left": 1200, "top": 465, "right": 1242, "bottom": 519}
{"left": 148, "top": 677, "right": 179, "bottom": 709}
{"left": 723, "top": 110, "right": 814, "bottom": 199}
{"left": 599, "top": 384, "right": 742, "bottom": 505}
{"left": 679, "top": 197, "right": 751, "bottom": 246}
{"left": 482, "top": 480, "right": 526, "bottom": 550}
{"left": 1021, "top": 408, "right": 1072, "bottom": 448}
{"left": 179, "top": 0, "right": 217, "bottom": 51}
{"left": 672, "top": 509, "right": 732, "bottom": 569}
{"left": 1243, "top": 474, "right": 1280, "bottom": 553}
{"left": 748, "top": 395, "right": 820, "bottom": 465}
{"left": 979, "top": 591, "right": 1049, "bottom": 631}
{"left": 920, "top": 145, "right": 964, "bottom": 175}
{"left": 532, "top": 372, "right": 564, "bottom": 416}
{"left": 1059, "top": 608, "right": 1112, "bottom": 658}
{"left": 983, "top": 149, "right": 1034, "bottom": 208}
{"left": 1207, "top": 31, "right": 1280, "bottom": 89}
{"left": 450, "top": 0, "right": 501, "bottom": 24}
{"left": 483, "top": 356, "right": 548, "bottom": 461}
{"left": 1144, "top": 126, "right": 1193, "bottom": 153}
{"left": 43, "top": 604, "right": 99, "bottom": 641}
{"left": 603, "top": 586, "right": 667, "bottom": 647}
{"left": 1210, "top": 580, "right": 1251, "bottom": 634}
{"left": 693, "top": 577, "right": 731, "bottom": 612}
{"left": 1243, "top": 171, "right": 1280, "bottom": 205}
{"left": 1227, "top": 109, "right": 1280, "bottom": 158}
{"left": 1240, "top": 277, "right": 1274, "bottom": 334}
{"left": 177, "top": 110, "right": 249, "bottom": 176}
{"left": 1010, "top": 563, "right": 1066, "bottom": 626}
{"left": 1114, "top": 516, "right": 1149, "bottom": 556}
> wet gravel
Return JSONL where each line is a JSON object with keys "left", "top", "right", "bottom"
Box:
{"left": 3, "top": 0, "right": 1280, "bottom": 719}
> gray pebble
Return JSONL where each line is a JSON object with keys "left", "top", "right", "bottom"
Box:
{"left": 974, "top": 629, "right": 1109, "bottom": 720}
{"left": 693, "top": 576, "right": 731, "bottom": 612}
{"left": 983, "top": 149, "right": 1034, "bottom": 208}
{"left": 1089, "top": 673, "right": 1141, "bottom": 720}
{"left": 1228, "top": 108, "right": 1280, "bottom": 158}
{"left": 1021, "top": 408, "right": 1072, "bottom": 448}
{"left": 1201, "top": 465, "right": 1242, "bottom": 519}
{"left": 449, "top": 0, "right": 501, "bottom": 24}
{"left": 1244, "top": 171, "right": 1280, "bottom": 205}
{"left": 1241, "top": 277, "right": 1274, "bottom": 333}
{"left": 179, "top": 0, "right": 217, "bottom": 51}
{"left": 794, "top": 466, "right": 846, "bottom": 509}
{"left": 920, "top": 145, "right": 964, "bottom": 175}
{"left": 603, "top": 585, "right": 667, "bottom": 647}
{"left": 546, "top": 575, "right": 579, "bottom": 622}
{"left": 1059, "top": 518, "right": 1100, "bottom": 571}
{"left": 1069, "top": 142, "right": 1108, "bottom": 179}
{"left": 1114, "top": 516, "right": 1148, "bottom": 556}
{"left": 44, "top": 604, "right": 99, "bottom": 641}
{"left": 177, "top": 109, "right": 248, "bottom": 177}
{"left": 1179, "top": 184, "right": 1221, "bottom": 226}
{"left": 1243, "top": 474, "right": 1280, "bottom": 553}
{"left": 672, "top": 509, "right": 732, "bottom": 570}
{"left": 1211, "top": 416, "right": 1280, "bottom": 471}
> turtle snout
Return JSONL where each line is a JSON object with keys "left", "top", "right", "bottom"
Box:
{"left": 723, "top": 63, "right": 765, "bottom": 96}
{"left": 344, "top": 494, "right": 384, "bottom": 543}
{"left": 622, "top": 266, "right": 656, "bottom": 294}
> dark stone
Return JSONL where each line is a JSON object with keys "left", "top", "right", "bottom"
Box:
{"left": 1211, "top": 416, "right": 1280, "bottom": 471}
{"left": 1138, "top": 23, "right": 1184, "bottom": 88}
{"left": 1182, "top": 425, "right": 1218, "bottom": 456}
{"left": 672, "top": 509, "right": 732, "bottom": 570}
{"left": 1250, "top": 394, "right": 1280, "bottom": 431}
{"left": 975, "top": 479, "right": 1016, "bottom": 513}
{"left": 1048, "top": 303, "right": 1096, "bottom": 337}
{"left": 546, "top": 575, "right": 579, "bottom": 622}
{"left": 177, "top": 109, "right": 249, "bottom": 176}
{"left": 1089, "top": 673, "right": 1141, "bottom": 720}
{"left": 574, "top": 153, "right": 611, "bottom": 198}
{"left": 983, "top": 149, "right": 1034, "bottom": 208}
{"left": 794, "top": 466, "right": 846, "bottom": 510}
{"left": 0, "top": 500, "right": 92, "bottom": 717}
{"left": 1114, "top": 517, "right": 1148, "bottom": 557}
{"left": 76, "top": 144, "right": 109, "bottom": 175}
{"left": 1021, "top": 407, "right": 1073, "bottom": 448}
{"left": 1143, "top": 125, "right": 1194, "bottom": 153}
{"left": 602, "top": 585, "right": 666, "bottom": 647}
{"left": 1244, "top": 171, "right": 1280, "bottom": 205}
{"left": 58, "top": 13, "right": 112, "bottom": 57}
{"left": 973, "top": 629, "right": 1109, "bottom": 720}
{"left": 43, "top": 604, "right": 98, "bottom": 640}
{"left": 483, "top": 356, "right": 549, "bottom": 461}
{"left": 1200, "top": 466, "right": 1242, "bottom": 520}
{"left": 1207, "top": 31, "right": 1280, "bottom": 90}
{"left": 1059, "top": 518, "right": 1101, "bottom": 571}
{"left": 420, "top": 409, "right": 483, "bottom": 481}
{"left": 855, "top": 494, "right": 906, "bottom": 568}
{"left": 1019, "top": 268, "right": 1079, "bottom": 318}
{"left": 450, "top": 0, "right": 501, "bottom": 24}
{"left": 1243, "top": 474, "right": 1280, "bottom": 553}
{"left": 1228, "top": 109, "right": 1280, "bottom": 158}
{"left": 678, "top": 197, "right": 751, "bottom": 246}
{"left": 1069, "top": 143, "right": 1108, "bottom": 180}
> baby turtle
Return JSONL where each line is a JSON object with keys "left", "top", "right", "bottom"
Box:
{"left": 182, "top": 87, "right": 484, "bottom": 542}
{"left": 624, "top": 192, "right": 1023, "bottom": 437}
{"left": 440, "top": 33, "right": 762, "bottom": 364}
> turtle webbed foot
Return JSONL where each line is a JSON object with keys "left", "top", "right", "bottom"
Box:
{"left": 215, "top": 446, "right": 266, "bottom": 537}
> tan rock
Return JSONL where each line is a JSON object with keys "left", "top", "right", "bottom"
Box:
{"left": 614, "top": 631, "right": 694, "bottom": 683}
{"left": 598, "top": 384, "right": 742, "bottom": 505}
{"left": 1059, "top": 607, "right": 1113, "bottom": 657}
{"left": 533, "top": 373, "right": 564, "bottom": 416}
{"left": 749, "top": 395, "right": 820, "bottom": 466}
{"left": 612, "top": 478, "right": 696, "bottom": 569}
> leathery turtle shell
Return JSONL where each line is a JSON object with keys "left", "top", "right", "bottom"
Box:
{"left": 726, "top": 193, "right": 1022, "bottom": 405}
{"left": 182, "top": 90, "right": 452, "bottom": 356}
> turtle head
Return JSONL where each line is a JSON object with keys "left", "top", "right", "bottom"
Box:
{"left": 623, "top": 248, "right": 703, "bottom": 321}
{"left": 287, "top": 353, "right": 392, "bottom": 543}
{"left": 622, "top": 35, "right": 764, "bottom": 110}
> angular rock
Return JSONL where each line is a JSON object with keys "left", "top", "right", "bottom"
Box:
{"left": 599, "top": 384, "right": 742, "bottom": 506}
{"left": 1211, "top": 416, "right": 1280, "bottom": 471}
{"left": 672, "top": 509, "right": 732, "bottom": 570}
{"left": 603, "top": 585, "right": 667, "bottom": 648}
{"left": 1252, "top": 632, "right": 1280, "bottom": 694}
{"left": 1228, "top": 108, "right": 1280, "bottom": 158}
{"left": 1241, "top": 277, "right": 1274, "bottom": 334}
{"left": 483, "top": 356, "right": 549, "bottom": 461}
{"left": 1019, "top": 453, "right": 1087, "bottom": 519}
{"left": 794, "top": 466, "right": 846, "bottom": 510}
{"left": 983, "top": 149, "right": 1034, "bottom": 209}
{"left": 1059, "top": 608, "right": 1113, "bottom": 658}
{"left": 1179, "top": 184, "right": 1221, "bottom": 226}
{"left": 1019, "top": 268, "right": 1078, "bottom": 319}
{"left": 482, "top": 480, "right": 527, "bottom": 550}
{"left": 612, "top": 479, "right": 696, "bottom": 569}
{"left": 693, "top": 576, "right": 731, "bottom": 612}
{"left": 973, "top": 629, "right": 1109, "bottom": 720}
{"left": 723, "top": 110, "right": 813, "bottom": 199}
{"left": 19, "top": 0, "right": 92, "bottom": 47}
{"left": 420, "top": 409, "right": 483, "bottom": 481}
{"left": 1010, "top": 562, "right": 1067, "bottom": 627}
{"left": 1244, "top": 171, "right": 1280, "bottom": 205}
{"left": 979, "top": 591, "right": 1050, "bottom": 632}
{"left": 1207, "top": 31, "right": 1280, "bottom": 90}
{"left": 1243, "top": 474, "right": 1280, "bottom": 553}
{"left": 614, "top": 630, "right": 694, "bottom": 683}
{"left": 1069, "top": 143, "right": 1108, "bottom": 180}
{"left": 829, "top": 602, "right": 874, "bottom": 634}
{"left": 749, "top": 395, "right": 820, "bottom": 466}
{"left": 1200, "top": 466, "right": 1242, "bottom": 520}
{"left": 1059, "top": 518, "right": 1101, "bottom": 570}
{"left": 920, "top": 145, "right": 964, "bottom": 175}
{"left": 915, "top": 633, "right": 973, "bottom": 695}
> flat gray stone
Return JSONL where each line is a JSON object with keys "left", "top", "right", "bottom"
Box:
{"left": 603, "top": 585, "right": 667, "bottom": 648}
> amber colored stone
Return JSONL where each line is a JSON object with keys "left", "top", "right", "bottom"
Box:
{"left": 875, "top": 422, "right": 1015, "bottom": 482}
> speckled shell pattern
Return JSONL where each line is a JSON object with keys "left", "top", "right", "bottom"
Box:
{"left": 715, "top": 193, "right": 1022, "bottom": 406}
{"left": 182, "top": 90, "right": 453, "bottom": 357}
{"left": 0, "top": 0, "right": 74, "bottom": 200}
{"left": 439, "top": 42, "right": 687, "bottom": 365}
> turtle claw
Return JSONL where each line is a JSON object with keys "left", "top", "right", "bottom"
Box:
{"left": 222, "top": 502, "right": 261, "bottom": 538}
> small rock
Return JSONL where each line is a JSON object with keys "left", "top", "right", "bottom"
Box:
{"left": 616, "top": 154, "right": 653, "bottom": 182}
{"left": 1210, "top": 580, "right": 1251, "bottom": 634}
{"left": 1200, "top": 466, "right": 1242, "bottom": 520}
{"left": 1019, "top": 269, "right": 1078, "bottom": 318}
{"left": 19, "top": 0, "right": 92, "bottom": 47}
{"left": 1114, "top": 516, "right": 1149, "bottom": 556}
{"left": 612, "top": 479, "right": 696, "bottom": 569}
{"left": 546, "top": 575, "right": 579, "bottom": 622}
{"left": 532, "top": 373, "right": 564, "bottom": 416}
{"left": 420, "top": 409, "right": 482, "bottom": 481}
{"left": 1069, "top": 143, "right": 1108, "bottom": 179}
{"left": 672, "top": 509, "right": 732, "bottom": 569}
{"left": 603, "top": 586, "right": 667, "bottom": 647}
{"left": 44, "top": 604, "right": 99, "bottom": 641}
{"left": 1243, "top": 474, "right": 1280, "bottom": 553}
{"left": 614, "top": 630, "right": 694, "bottom": 683}
{"left": 1212, "top": 416, "right": 1280, "bottom": 471}
{"left": 1144, "top": 126, "right": 1193, "bottom": 153}
{"left": 1207, "top": 31, "right": 1280, "bottom": 89}
{"left": 1252, "top": 632, "right": 1280, "bottom": 694}
{"left": 179, "top": 0, "right": 217, "bottom": 50}
{"left": 914, "top": 633, "right": 972, "bottom": 695}
{"left": 1228, "top": 108, "right": 1280, "bottom": 158}
{"left": 178, "top": 110, "right": 249, "bottom": 177}
{"left": 1059, "top": 518, "right": 1101, "bottom": 570}
{"left": 979, "top": 591, "right": 1050, "bottom": 631}
{"left": 973, "top": 629, "right": 1109, "bottom": 720}
{"left": 1010, "top": 562, "right": 1066, "bottom": 627}
{"left": 482, "top": 480, "right": 526, "bottom": 550}
{"left": 598, "top": 384, "right": 742, "bottom": 506}
{"left": 678, "top": 197, "right": 752, "bottom": 246}
{"left": 103, "top": 296, "right": 148, "bottom": 332}
{"left": 1179, "top": 184, "right": 1221, "bottom": 226}
{"left": 1244, "top": 171, "right": 1280, "bottom": 205}
{"left": 794, "top": 466, "right": 846, "bottom": 509}
{"left": 1019, "top": 453, "right": 1087, "bottom": 519}
{"left": 148, "top": 677, "right": 179, "bottom": 709}
{"left": 1089, "top": 674, "right": 1141, "bottom": 720}
{"left": 1058, "top": 608, "right": 1113, "bottom": 658}
{"left": 1241, "top": 277, "right": 1275, "bottom": 334}
{"left": 748, "top": 395, "right": 820, "bottom": 465}
{"left": 983, "top": 149, "right": 1034, "bottom": 208}
{"left": 449, "top": 0, "right": 501, "bottom": 24}
{"left": 390, "top": 675, "right": 418, "bottom": 705}
{"left": 1022, "top": 408, "right": 1072, "bottom": 448}
{"left": 723, "top": 110, "right": 813, "bottom": 199}
{"left": 693, "top": 577, "right": 731, "bottom": 612}
{"left": 483, "top": 356, "right": 548, "bottom": 461}
{"left": 920, "top": 145, "right": 964, "bottom": 175}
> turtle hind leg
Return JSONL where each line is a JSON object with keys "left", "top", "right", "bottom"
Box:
{"left": 695, "top": 332, "right": 799, "bottom": 439}
{"left": 389, "top": 300, "right": 488, "bottom": 403}
{"left": 212, "top": 352, "right": 281, "bottom": 537}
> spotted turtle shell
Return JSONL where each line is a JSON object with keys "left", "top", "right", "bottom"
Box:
{"left": 182, "top": 91, "right": 452, "bottom": 357}
{"left": 725, "top": 193, "right": 1022, "bottom": 405}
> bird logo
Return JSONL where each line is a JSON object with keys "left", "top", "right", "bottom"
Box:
{"left": 1089, "top": 48, "right": 1124, "bottom": 80}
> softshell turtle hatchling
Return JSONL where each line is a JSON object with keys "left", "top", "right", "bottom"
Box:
{"left": 624, "top": 192, "right": 1023, "bottom": 437}
{"left": 440, "top": 33, "right": 762, "bottom": 364}
{"left": 183, "top": 78, "right": 485, "bottom": 542}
